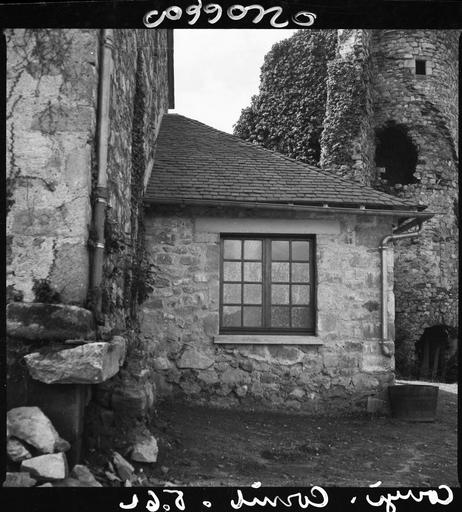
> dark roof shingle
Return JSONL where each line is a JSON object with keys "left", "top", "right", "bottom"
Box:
{"left": 145, "top": 114, "right": 422, "bottom": 211}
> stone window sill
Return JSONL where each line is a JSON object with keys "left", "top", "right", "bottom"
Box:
{"left": 214, "top": 335, "right": 323, "bottom": 345}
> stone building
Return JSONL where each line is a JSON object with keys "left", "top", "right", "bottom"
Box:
{"left": 4, "top": 28, "right": 452, "bottom": 461}
{"left": 321, "top": 29, "right": 459, "bottom": 375}
{"left": 6, "top": 28, "right": 173, "bottom": 455}
{"left": 236, "top": 29, "right": 459, "bottom": 376}
{"left": 140, "top": 114, "right": 432, "bottom": 413}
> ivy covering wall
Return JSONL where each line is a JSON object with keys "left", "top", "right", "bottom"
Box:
{"left": 233, "top": 30, "right": 337, "bottom": 165}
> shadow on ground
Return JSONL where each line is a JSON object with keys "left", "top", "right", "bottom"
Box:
{"left": 144, "top": 389, "right": 458, "bottom": 487}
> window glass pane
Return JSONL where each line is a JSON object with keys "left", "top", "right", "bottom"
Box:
{"left": 223, "top": 284, "right": 241, "bottom": 304}
{"left": 292, "top": 263, "right": 310, "bottom": 282}
{"left": 244, "top": 240, "right": 262, "bottom": 260}
{"left": 292, "top": 307, "right": 312, "bottom": 328}
{"left": 272, "top": 262, "right": 290, "bottom": 282}
{"left": 244, "top": 262, "right": 262, "bottom": 282}
{"left": 223, "top": 306, "right": 241, "bottom": 327}
{"left": 223, "top": 239, "right": 241, "bottom": 259}
{"left": 292, "top": 241, "right": 310, "bottom": 261}
{"left": 223, "top": 261, "right": 241, "bottom": 282}
{"left": 271, "top": 240, "right": 290, "bottom": 260}
{"left": 244, "top": 284, "right": 262, "bottom": 304}
{"left": 271, "top": 307, "right": 290, "bottom": 328}
{"left": 292, "top": 285, "right": 310, "bottom": 305}
{"left": 243, "top": 306, "right": 262, "bottom": 327}
{"left": 271, "top": 285, "right": 290, "bottom": 305}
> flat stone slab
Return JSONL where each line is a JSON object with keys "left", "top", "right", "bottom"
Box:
{"left": 24, "top": 341, "right": 126, "bottom": 384}
{"left": 7, "top": 406, "right": 67, "bottom": 454}
{"left": 7, "top": 302, "right": 95, "bottom": 342}
{"left": 21, "top": 452, "right": 68, "bottom": 481}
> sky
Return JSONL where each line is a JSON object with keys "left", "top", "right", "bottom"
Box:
{"left": 172, "top": 29, "right": 297, "bottom": 133}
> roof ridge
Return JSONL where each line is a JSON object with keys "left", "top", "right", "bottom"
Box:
{"left": 165, "top": 113, "right": 414, "bottom": 208}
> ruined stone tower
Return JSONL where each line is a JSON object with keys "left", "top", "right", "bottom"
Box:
{"left": 321, "top": 29, "right": 459, "bottom": 374}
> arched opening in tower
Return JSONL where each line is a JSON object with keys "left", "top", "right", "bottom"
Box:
{"left": 415, "top": 325, "right": 458, "bottom": 383}
{"left": 375, "top": 124, "right": 418, "bottom": 186}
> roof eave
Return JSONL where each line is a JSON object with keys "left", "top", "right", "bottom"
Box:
{"left": 143, "top": 197, "right": 435, "bottom": 220}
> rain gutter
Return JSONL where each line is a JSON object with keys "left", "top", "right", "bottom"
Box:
{"left": 379, "top": 220, "right": 426, "bottom": 357}
{"left": 144, "top": 197, "right": 434, "bottom": 219}
{"left": 90, "top": 29, "right": 113, "bottom": 321}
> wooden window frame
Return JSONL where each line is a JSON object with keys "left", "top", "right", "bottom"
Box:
{"left": 219, "top": 234, "right": 316, "bottom": 335}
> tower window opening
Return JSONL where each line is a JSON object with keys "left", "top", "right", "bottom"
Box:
{"left": 415, "top": 59, "right": 426, "bottom": 75}
{"left": 375, "top": 124, "right": 418, "bottom": 186}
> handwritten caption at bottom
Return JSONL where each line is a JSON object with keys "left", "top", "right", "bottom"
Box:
{"left": 119, "top": 481, "right": 453, "bottom": 511}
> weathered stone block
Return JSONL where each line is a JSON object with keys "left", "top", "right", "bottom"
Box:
{"left": 25, "top": 382, "right": 86, "bottom": 467}
{"left": 289, "top": 388, "right": 305, "bottom": 400}
{"left": 202, "top": 313, "right": 219, "bottom": 337}
{"left": 24, "top": 341, "right": 125, "bottom": 384}
{"left": 235, "top": 385, "right": 248, "bottom": 397}
{"left": 7, "top": 302, "right": 95, "bottom": 342}
{"left": 70, "top": 465, "right": 102, "bottom": 487}
{"left": 7, "top": 406, "right": 67, "bottom": 454}
{"left": 177, "top": 348, "right": 213, "bottom": 370}
{"left": 7, "top": 438, "right": 32, "bottom": 462}
{"left": 111, "top": 381, "right": 152, "bottom": 418}
{"left": 197, "top": 369, "right": 219, "bottom": 385}
{"left": 113, "top": 452, "right": 134, "bottom": 482}
{"left": 130, "top": 435, "right": 159, "bottom": 463}
{"left": 48, "top": 242, "right": 90, "bottom": 304}
{"left": 153, "top": 356, "right": 172, "bottom": 371}
{"left": 221, "top": 368, "right": 249, "bottom": 386}
{"left": 352, "top": 373, "right": 379, "bottom": 390}
{"left": 3, "top": 472, "right": 37, "bottom": 487}
{"left": 180, "top": 379, "right": 201, "bottom": 395}
{"left": 21, "top": 452, "right": 68, "bottom": 481}
{"left": 267, "top": 345, "right": 304, "bottom": 365}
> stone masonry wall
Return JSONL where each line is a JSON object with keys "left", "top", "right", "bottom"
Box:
{"left": 98, "top": 29, "right": 170, "bottom": 332}
{"left": 90, "top": 30, "right": 171, "bottom": 422}
{"left": 320, "top": 29, "right": 459, "bottom": 376}
{"left": 6, "top": 29, "right": 99, "bottom": 304}
{"left": 6, "top": 29, "right": 171, "bottom": 435}
{"left": 370, "top": 30, "right": 459, "bottom": 374}
{"left": 140, "top": 205, "right": 396, "bottom": 414}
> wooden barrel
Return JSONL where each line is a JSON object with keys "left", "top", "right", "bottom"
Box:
{"left": 388, "top": 384, "right": 439, "bottom": 422}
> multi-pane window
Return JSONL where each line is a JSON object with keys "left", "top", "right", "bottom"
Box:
{"left": 220, "top": 236, "right": 315, "bottom": 333}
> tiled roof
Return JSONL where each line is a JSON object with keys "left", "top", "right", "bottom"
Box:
{"left": 145, "top": 114, "right": 422, "bottom": 211}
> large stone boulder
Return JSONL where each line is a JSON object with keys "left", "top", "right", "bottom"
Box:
{"left": 7, "top": 407, "right": 68, "bottom": 454}
{"left": 20, "top": 452, "right": 68, "bottom": 481}
{"left": 24, "top": 340, "right": 126, "bottom": 384}
{"left": 7, "top": 302, "right": 95, "bottom": 342}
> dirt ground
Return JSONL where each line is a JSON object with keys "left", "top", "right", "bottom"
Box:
{"left": 143, "top": 384, "right": 458, "bottom": 487}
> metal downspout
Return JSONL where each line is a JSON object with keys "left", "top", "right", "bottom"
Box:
{"left": 91, "top": 29, "right": 113, "bottom": 321}
{"left": 379, "top": 222, "right": 423, "bottom": 356}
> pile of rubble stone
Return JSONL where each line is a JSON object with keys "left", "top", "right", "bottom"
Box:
{"left": 4, "top": 405, "right": 161, "bottom": 487}
{"left": 4, "top": 406, "right": 102, "bottom": 487}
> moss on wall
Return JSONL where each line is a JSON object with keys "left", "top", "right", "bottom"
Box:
{"left": 233, "top": 30, "right": 337, "bottom": 166}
